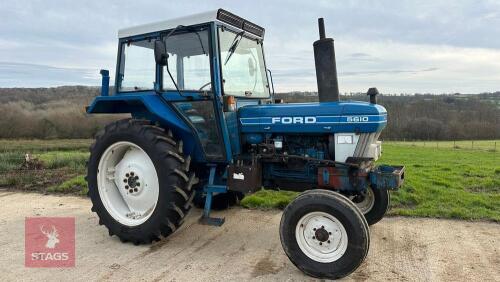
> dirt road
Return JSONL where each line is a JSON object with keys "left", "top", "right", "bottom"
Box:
{"left": 0, "top": 190, "right": 498, "bottom": 281}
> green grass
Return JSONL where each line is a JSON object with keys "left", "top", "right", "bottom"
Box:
{"left": 48, "top": 175, "right": 88, "bottom": 196}
{"left": 37, "top": 151, "right": 89, "bottom": 169}
{"left": 1, "top": 139, "right": 499, "bottom": 221}
{"left": 0, "top": 139, "right": 90, "bottom": 191}
{"left": 381, "top": 143, "right": 499, "bottom": 221}
{"left": 242, "top": 141, "right": 500, "bottom": 222}
{"left": 241, "top": 190, "right": 299, "bottom": 209}
{"left": 0, "top": 151, "right": 26, "bottom": 171}
{"left": 0, "top": 171, "right": 37, "bottom": 187}
{"left": 0, "top": 139, "right": 91, "bottom": 172}
{"left": 388, "top": 140, "right": 498, "bottom": 151}
{"left": 0, "top": 139, "right": 92, "bottom": 152}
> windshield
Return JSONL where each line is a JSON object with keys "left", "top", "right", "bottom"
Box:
{"left": 218, "top": 27, "right": 270, "bottom": 98}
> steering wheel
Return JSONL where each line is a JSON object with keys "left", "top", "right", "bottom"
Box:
{"left": 199, "top": 82, "right": 211, "bottom": 91}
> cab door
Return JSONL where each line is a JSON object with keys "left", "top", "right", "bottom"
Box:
{"left": 161, "top": 27, "right": 228, "bottom": 162}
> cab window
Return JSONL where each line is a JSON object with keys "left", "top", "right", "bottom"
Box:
{"left": 118, "top": 39, "right": 156, "bottom": 91}
{"left": 162, "top": 29, "right": 212, "bottom": 91}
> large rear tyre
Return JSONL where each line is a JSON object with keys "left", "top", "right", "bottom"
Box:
{"left": 280, "top": 189, "right": 369, "bottom": 280}
{"left": 86, "top": 119, "right": 197, "bottom": 244}
{"left": 350, "top": 186, "right": 390, "bottom": 225}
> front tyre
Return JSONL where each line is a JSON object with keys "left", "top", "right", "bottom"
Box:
{"left": 350, "top": 186, "right": 390, "bottom": 225}
{"left": 87, "top": 119, "right": 197, "bottom": 244}
{"left": 280, "top": 190, "right": 369, "bottom": 280}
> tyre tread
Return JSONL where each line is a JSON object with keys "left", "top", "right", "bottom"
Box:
{"left": 86, "top": 119, "right": 195, "bottom": 244}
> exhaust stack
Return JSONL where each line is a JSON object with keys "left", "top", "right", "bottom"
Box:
{"left": 314, "top": 18, "right": 340, "bottom": 102}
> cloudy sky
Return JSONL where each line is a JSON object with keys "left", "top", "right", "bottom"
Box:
{"left": 1, "top": 0, "right": 500, "bottom": 93}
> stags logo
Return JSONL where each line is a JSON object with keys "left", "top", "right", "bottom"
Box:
{"left": 40, "top": 225, "right": 60, "bottom": 249}
{"left": 25, "top": 217, "right": 75, "bottom": 267}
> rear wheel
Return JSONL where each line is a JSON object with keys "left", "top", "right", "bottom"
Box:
{"left": 86, "top": 119, "right": 197, "bottom": 244}
{"left": 280, "top": 190, "right": 369, "bottom": 280}
{"left": 350, "top": 186, "right": 390, "bottom": 225}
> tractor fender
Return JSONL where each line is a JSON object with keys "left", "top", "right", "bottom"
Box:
{"left": 86, "top": 94, "right": 204, "bottom": 160}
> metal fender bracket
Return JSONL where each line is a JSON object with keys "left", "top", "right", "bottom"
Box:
{"left": 227, "top": 160, "right": 262, "bottom": 194}
{"left": 369, "top": 165, "right": 405, "bottom": 190}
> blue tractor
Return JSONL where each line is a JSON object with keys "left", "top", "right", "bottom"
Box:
{"left": 86, "top": 9, "right": 404, "bottom": 279}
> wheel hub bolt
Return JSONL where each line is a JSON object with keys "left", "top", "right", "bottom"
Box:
{"left": 126, "top": 172, "right": 140, "bottom": 188}
{"left": 123, "top": 171, "right": 141, "bottom": 194}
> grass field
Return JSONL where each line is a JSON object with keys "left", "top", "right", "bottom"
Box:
{"left": 0, "top": 139, "right": 90, "bottom": 151}
{"left": 0, "top": 139, "right": 90, "bottom": 192}
{"left": 242, "top": 140, "right": 500, "bottom": 222}
{"left": 1, "top": 139, "right": 499, "bottom": 221}
{"left": 387, "top": 140, "right": 498, "bottom": 151}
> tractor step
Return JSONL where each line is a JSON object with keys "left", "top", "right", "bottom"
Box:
{"left": 199, "top": 216, "right": 225, "bottom": 226}
{"left": 199, "top": 165, "right": 227, "bottom": 226}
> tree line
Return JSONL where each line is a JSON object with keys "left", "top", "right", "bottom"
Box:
{"left": 278, "top": 92, "right": 499, "bottom": 140}
{"left": 0, "top": 86, "right": 498, "bottom": 140}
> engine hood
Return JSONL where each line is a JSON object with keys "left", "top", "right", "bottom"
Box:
{"left": 238, "top": 101, "right": 387, "bottom": 133}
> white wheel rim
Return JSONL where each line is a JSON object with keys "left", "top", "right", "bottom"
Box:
{"left": 97, "top": 141, "right": 159, "bottom": 226}
{"left": 352, "top": 187, "right": 375, "bottom": 214}
{"left": 295, "top": 211, "right": 348, "bottom": 263}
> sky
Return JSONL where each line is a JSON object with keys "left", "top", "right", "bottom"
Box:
{"left": 1, "top": 0, "right": 500, "bottom": 94}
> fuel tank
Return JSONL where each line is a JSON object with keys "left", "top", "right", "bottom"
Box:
{"left": 238, "top": 101, "right": 387, "bottom": 134}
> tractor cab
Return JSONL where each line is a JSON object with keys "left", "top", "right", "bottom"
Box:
{"left": 89, "top": 9, "right": 271, "bottom": 162}
{"left": 117, "top": 9, "right": 269, "bottom": 99}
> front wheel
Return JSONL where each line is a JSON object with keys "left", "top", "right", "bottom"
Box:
{"left": 350, "top": 186, "right": 390, "bottom": 225}
{"left": 279, "top": 190, "right": 370, "bottom": 280}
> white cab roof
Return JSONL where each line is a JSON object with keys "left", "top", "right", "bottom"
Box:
{"left": 118, "top": 10, "right": 219, "bottom": 38}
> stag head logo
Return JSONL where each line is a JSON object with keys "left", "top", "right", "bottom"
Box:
{"left": 39, "top": 225, "right": 60, "bottom": 249}
{"left": 26, "top": 217, "right": 75, "bottom": 267}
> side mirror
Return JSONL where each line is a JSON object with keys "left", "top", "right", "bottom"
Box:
{"left": 154, "top": 40, "right": 168, "bottom": 66}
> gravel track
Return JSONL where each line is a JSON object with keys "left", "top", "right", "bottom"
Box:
{"left": 0, "top": 191, "right": 498, "bottom": 281}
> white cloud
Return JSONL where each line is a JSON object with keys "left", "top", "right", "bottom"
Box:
{"left": 0, "top": 0, "right": 499, "bottom": 93}
{"left": 267, "top": 36, "right": 500, "bottom": 93}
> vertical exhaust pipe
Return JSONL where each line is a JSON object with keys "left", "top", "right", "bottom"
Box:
{"left": 314, "top": 18, "right": 340, "bottom": 102}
